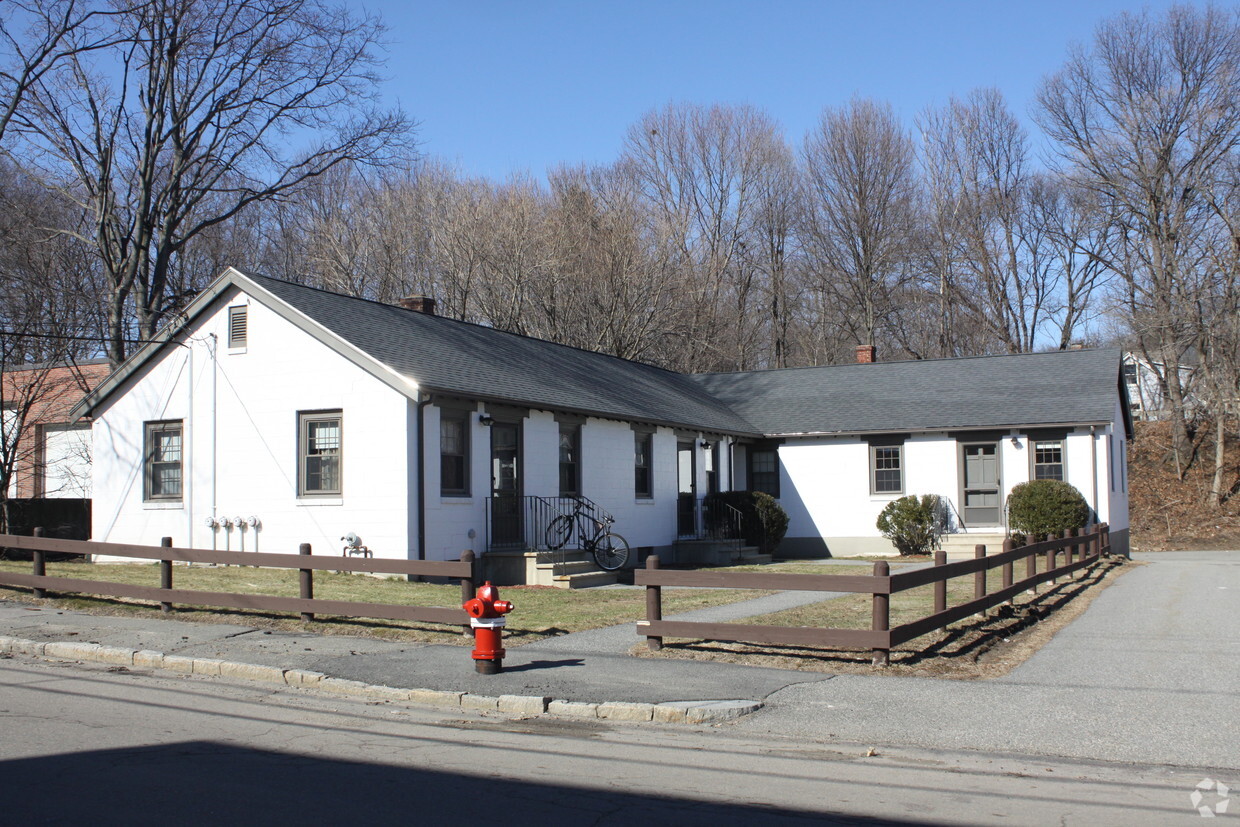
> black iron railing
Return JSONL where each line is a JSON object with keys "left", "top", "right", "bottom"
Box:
{"left": 485, "top": 495, "right": 614, "bottom": 576}
{"left": 677, "top": 496, "right": 744, "bottom": 550}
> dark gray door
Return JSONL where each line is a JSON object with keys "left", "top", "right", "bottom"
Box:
{"left": 961, "top": 443, "right": 1001, "bottom": 526}
{"left": 490, "top": 422, "right": 522, "bottom": 546}
{"left": 677, "top": 440, "right": 696, "bottom": 537}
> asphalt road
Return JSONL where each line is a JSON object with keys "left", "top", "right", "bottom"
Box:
{"left": 0, "top": 657, "right": 1223, "bottom": 826}
{"left": 735, "top": 551, "right": 1240, "bottom": 770}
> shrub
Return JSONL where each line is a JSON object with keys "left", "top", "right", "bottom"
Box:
{"left": 1007, "top": 480, "right": 1090, "bottom": 540}
{"left": 876, "top": 494, "right": 941, "bottom": 556}
{"left": 706, "top": 491, "right": 789, "bottom": 555}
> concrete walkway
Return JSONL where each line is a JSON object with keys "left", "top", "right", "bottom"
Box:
{"left": 737, "top": 551, "right": 1240, "bottom": 769}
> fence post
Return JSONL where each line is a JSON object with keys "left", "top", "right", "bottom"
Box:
{"left": 1025, "top": 533, "right": 1036, "bottom": 590}
{"left": 646, "top": 554, "right": 663, "bottom": 652}
{"left": 159, "top": 537, "right": 173, "bottom": 613}
{"left": 1069, "top": 526, "right": 1080, "bottom": 569}
{"left": 1102, "top": 522, "right": 1111, "bottom": 557}
{"left": 933, "top": 549, "right": 947, "bottom": 615}
{"left": 974, "top": 545, "right": 986, "bottom": 600}
{"left": 31, "top": 527, "right": 46, "bottom": 599}
{"left": 872, "top": 561, "right": 890, "bottom": 667}
{"left": 460, "top": 550, "right": 476, "bottom": 638}
{"left": 299, "top": 543, "right": 314, "bottom": 622}
{"left": 1046, "top": 534, "right": 1057, "bottom": 585}
{"left": 1001, "top": 538, "right": 1014, "bottom": 601}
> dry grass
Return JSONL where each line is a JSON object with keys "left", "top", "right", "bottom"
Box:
{"left": 707, "top": 561, "right": 921, "bottom": 576}
{"left": 634, "top": 558, "right": 1134, "bottom": 679}
{"left": 0, "top": 559, "right": 768, "bottom": 646}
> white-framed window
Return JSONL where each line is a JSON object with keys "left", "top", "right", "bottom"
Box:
{"left": 440, "top": 411, "right": 469, "bottom": 496}
{"left": 870, "top": 443, "right": 903, "bottom": 495}
{"left": 299, "top": 411, "right": 341, "bottom": 496}
{"left": 144, "top": 420, "right": 183, "bottom": 501}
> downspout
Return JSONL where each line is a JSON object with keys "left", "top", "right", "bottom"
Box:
{"left": 416, "top": 393, "right": 432, "bottom": 561}
{"left": 210, "top": 334, "right": 217, "bottom": 526}
{"left": 186, "top": 341, "right": 194, "bottom": 549}
{"left": 1090, "top": 425, "right": 1099, "bottom": 524}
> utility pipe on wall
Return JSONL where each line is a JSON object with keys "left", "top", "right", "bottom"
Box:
{"left": 1090, "top": 425, "right": 1100, "bottom": 524}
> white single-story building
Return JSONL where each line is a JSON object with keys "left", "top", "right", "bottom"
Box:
{"left": 72, "top": 268, "right": 1132, "bottom": 582}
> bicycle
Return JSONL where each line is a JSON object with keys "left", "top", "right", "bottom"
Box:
{"left": 544, "top": 497, "right": 631, "bottom": 571}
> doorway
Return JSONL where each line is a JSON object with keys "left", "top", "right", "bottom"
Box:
{"left": 489, "top": 422, "right": 522, "bottom": 546}
{"left": 677, "top": 440, "right": 696, "bottom": 537}
{"left": 961, "top": 442, "right": 1001, "bottom": 526}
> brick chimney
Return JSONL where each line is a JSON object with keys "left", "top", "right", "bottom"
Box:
{"left": 398, "top": 295, "right": 436, "bottom": 315}
{"left": 855, "top": 344, "right": 877, "bottom": 364}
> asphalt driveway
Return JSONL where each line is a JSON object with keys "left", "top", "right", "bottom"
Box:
{"left": 738, "top": 551, "right": 1240, "bottom": 769}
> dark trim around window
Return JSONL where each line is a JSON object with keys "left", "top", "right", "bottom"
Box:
{"left": 144, "top": 420, "right": 183, "bottom": 501}
{"left": 868, "top": 440, "right": 904, "bottom": 495}
{"left": 440, "top": 409, "right": 470, "bottom": 496}
{"left": 298, "top": 410, "right": 342, "bottom": 496}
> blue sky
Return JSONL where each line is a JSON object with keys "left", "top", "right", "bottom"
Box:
{"left": 367, "top": 1, "right": 1184, "bottom": 180}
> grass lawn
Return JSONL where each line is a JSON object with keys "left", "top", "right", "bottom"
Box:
{"left": 0, "top": 559, "right": 769, "bottom": 646}
{"left": 708, "top": 561, "right": 920, "bottom": 576}
{"left": 636, "top": 559, "right": 1126, "bottom": 678}
{"left": 739, "top": 566, "right": 1016, "bottom": 630}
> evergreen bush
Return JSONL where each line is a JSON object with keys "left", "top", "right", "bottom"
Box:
{"left": 706, "top": 490, "right": 789, "bottom": 554}
{"left": 1007, "top": 479, "right": 1090, "bottom": 540}
{"left": 875, "top": 494, "right": 941, "bottom": 556}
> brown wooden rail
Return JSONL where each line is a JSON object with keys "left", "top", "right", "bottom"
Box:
{"left": 0, "top": 531, "right": 474, "bottom": 628}
{"left": 637, "top": 523, "right": 1111, "bottom": 665}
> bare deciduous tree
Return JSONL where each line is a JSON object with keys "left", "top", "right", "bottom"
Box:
{"left": 7, "top": 0, "right": 413, "bottom": 364}
{"left": 1036, "top": 4, "right": 1240, "bottom": 471}
{"left": 802, "top": 97, "right": 918, "bottom": 353}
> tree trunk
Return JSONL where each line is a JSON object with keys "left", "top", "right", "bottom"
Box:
{"left": 1212, "top": 413, "right": 1226, "bottom": 507}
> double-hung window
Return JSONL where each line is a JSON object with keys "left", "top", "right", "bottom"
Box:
{"left": 440, "top": 411, "right": 470, "bottom": 496}
{"left": 144, "top": 420, "right": 183, "bottom": 501}
{"left": 869, "top": 440, "right": 904, "bottom": 495}
{"left": 559, "top": 423, "right": 580, "bottom": 497}
{"left": 749, "top": 445, "right": 780, "bottom": 497}
{"left": 1033, "top": 439, "right": 1065, "bottom": 481}
{"left": 299, "top": 411, "right": 342, "bottom": 496}
{"left": 634, "top": 431, "right": 653, "bottom": 498}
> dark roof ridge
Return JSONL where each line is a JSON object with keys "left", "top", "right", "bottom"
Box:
{"left": 242, "top": 270, "right": 687, "bottom": 380}
{"left": 691, "top": 347, "right": 1117, "bottom": 379}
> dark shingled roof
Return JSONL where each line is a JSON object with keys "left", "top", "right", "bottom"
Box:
{"left": 245, "top": 272, "right": 759, "bottom": 434}
{"left": 688, "top": 349, "right": 1124, "bottom": 436}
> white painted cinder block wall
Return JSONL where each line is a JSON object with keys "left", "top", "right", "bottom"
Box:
{"left": 774, "top": 422, "right": 1126, "bottom": 556}
{"left": 91, "top": 288, "right": 413, "bottom": 560}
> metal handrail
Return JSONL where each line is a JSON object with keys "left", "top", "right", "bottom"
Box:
{"left": 484, "top": 494, "right": 617, "bottom": 578}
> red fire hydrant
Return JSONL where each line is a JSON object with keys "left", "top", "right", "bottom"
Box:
{"left": 463, "top": 581, "right": 514, "bottom": 674}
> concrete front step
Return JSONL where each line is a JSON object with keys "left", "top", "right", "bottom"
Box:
{"left": 939, "top": 533, "right": 1010, "bottom": 561}
{"left": 484, "top": 548, "right": 618, "bottom": 588}
{"left": 551, "top": 569, "right": 620, "bottom": 589}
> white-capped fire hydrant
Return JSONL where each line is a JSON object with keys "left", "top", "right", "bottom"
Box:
{"left": 463, "top": 581, "right": 514, "bottom": 674}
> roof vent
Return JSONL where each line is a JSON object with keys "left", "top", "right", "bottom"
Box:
{"left": 398, "top": 295, "right": 436, "bottom": 315}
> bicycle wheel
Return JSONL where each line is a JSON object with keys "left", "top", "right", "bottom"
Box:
{"left": 592, "top": 532, "right": 630, "bottom": 571}
{"left": 545, "top": 514, "right": 573, "bottom": 550}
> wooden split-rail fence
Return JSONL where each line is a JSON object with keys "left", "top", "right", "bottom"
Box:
{"left": 0, "top": 531, "right": 476, "bottom": 631}
{"left": 637, "top": 524, "right": 1112, "bottom": 665}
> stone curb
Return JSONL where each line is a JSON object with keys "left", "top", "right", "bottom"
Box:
{"left": 0, "top": 636, "right": 762, "bottom": 724}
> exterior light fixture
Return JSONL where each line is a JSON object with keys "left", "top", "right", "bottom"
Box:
{"left": 479, "top": 414, "right": 494, "bottom": 426}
